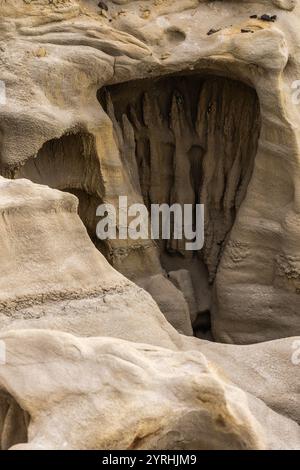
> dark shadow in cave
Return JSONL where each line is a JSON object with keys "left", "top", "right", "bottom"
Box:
{"left": 10, "top": 132, "right": 108, "bottom": 258}
{"left": 0, "top": 391, "right": 29, "bottom": 450}
{"left": 99, "top": 73, "right": 261, "bottom": 338}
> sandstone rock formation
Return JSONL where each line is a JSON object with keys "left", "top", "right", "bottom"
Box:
{"left": 0, "top": 0, "right": 299, "bottom": 450}
{"left": 0, "top": 170, "right": 298, "bottom": 451}
{"left": 0, "top": 177, "right": 182, "bottom": 350}
{"left": 1, "top": 329, "right": 300, "bottom": 451}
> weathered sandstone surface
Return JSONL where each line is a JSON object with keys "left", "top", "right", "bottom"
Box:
{"left": 0, "top": 0, "right": 299, "bottom": 450}
{"left": 1, "top": 329, "right": 300, "bottom": 451}
{"left": 0, "top": 176, "right": 298, "bottom": 450}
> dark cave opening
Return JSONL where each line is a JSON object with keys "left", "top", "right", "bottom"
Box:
{"left": 99, "top": 73, "right": 261, "bottom": 338}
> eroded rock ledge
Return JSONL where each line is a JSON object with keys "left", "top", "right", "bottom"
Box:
{"left": 1, "top": 329, "right": 300, "bottom": 450}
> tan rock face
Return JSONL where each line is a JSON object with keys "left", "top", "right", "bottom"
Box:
{"left": 1, "top": 329, "right": 300, "bottom": 451}
{"left": 1, "top": 0, "right": 299, "bottom": 343}
{"left": 0, "top": 160, "right": 299, "bottom": 451}
{"left": 0, "top": 0, "right": 299, "bottom": 450}
{"left": 0, "top": 177, "right": 183, "bottom": 351}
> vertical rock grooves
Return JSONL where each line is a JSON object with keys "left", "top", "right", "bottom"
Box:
{"left": 100, "top": 75, "right": 261, "bottom": 283}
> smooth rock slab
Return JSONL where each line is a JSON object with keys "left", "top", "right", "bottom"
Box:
{"left": 0, "top": 329, "right": 299, "bottom": 450}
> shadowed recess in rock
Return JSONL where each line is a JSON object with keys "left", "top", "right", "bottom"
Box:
{"left": 99, "top": 74, "right": 261, "bottom": 337}
{"left": 9, "top": 132, "right": 108, "bottom": 256}
{"left": 0, "top": 392, "right": 29, "bottom": 450}
{"left": 3, "top": 75, "right": 261, "bottom": 340}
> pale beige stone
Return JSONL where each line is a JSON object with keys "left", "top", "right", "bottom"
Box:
{"left": 0, "top": 329, "right": 299, "bottom": 451}
{"left": 0, "top": 0, "right": 299, "bottom": 451}
{"left": 1, "top": 0, "right": 299, "bottom": 342}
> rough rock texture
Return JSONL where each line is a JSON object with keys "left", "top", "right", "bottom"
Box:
{"left": 0, "top": 0, "right": 299, "bottom": 451}
{"left": 102, "top": 75, "right": 260, "bottom": 283}
{"left": 0, "top": 329, "right": 299, "bottom": 451}
{"left": 199, "top": 336, "right": 300, "bottom": 425}
{"left": 0, "top": 177, "right": 182, "bottom": 350}
{"left": 0, "top": 176, "right": 298, "bottom": 450}
{"left": 1, "top": 0, "right": 300, "bottom": 342}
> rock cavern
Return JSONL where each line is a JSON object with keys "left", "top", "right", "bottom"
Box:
{"left": 0, "top": 0, "right": 299, "bottom": 451}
